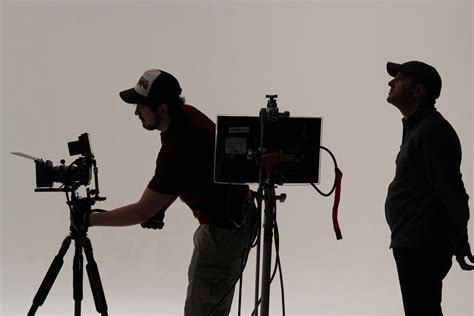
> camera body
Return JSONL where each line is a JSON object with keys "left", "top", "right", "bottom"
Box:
{"left": 35, "top": 158, "right": 92, "bottom": 188}
{"left": 35, "top": 133, "right": 94, "bottom": 189}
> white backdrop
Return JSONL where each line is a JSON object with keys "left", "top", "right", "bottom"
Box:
{"left": 2, "top": 1, "right": 473, "bottom": 315}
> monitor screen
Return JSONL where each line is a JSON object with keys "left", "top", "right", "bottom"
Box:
{"left": 214, "top": 115, "right": 322, "bottom": 184}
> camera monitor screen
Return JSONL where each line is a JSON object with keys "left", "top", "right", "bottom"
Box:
{"left": 214, "top": 115, "right": 322, "bottom": 184}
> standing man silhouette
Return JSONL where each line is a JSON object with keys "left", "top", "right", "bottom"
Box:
{"left": 385, "top": 60, "right": 474, "bottom": 316}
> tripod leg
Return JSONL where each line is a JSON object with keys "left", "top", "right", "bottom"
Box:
{"left": 73, "top": 239, "right": 84, "bottom": 316}
{"left": 28, "top": 236, "right": 72, "bottom": 316}
{"left": 82, "top": 237, "right": 108, "bottom": 316}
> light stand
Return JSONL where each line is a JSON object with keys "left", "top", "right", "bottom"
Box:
{"left": 213, "top": 98, "right": 326, "bottom": 315}
{"left": 253, "top": 95, "right": 288, "bottom": 316}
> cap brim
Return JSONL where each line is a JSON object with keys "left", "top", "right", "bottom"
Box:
{"left": 119, "top": 88, "right": 148, "bottom": 104}
{"left": 386, "top": 62, "right": 402, "bottom": 77}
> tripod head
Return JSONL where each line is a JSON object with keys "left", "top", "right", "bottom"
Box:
{"left": 261, "top": 94, "right": 289, "bottom": 124}
{"left": 68, "top": 189, "right": 103, "bottom": 234}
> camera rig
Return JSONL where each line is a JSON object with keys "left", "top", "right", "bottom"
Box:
{"left": 13, "top": 133, "right": 109, "bottom": 315}
{"left": 34, "top": 133, "right": 104, "bottom": 198}
{"left": 32, "top": 133, "right": 106, "bottom": 235}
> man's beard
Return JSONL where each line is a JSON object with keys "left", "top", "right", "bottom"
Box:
{"left": 142, "top": 114, "right": 161, "bottom": 131}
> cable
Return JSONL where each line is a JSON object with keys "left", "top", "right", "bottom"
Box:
{"left": 311, "top": 145, "right": 338, "bottom": 196}
{"left": 206, "top": 236, "right": 253, "bottom": 316}
{"left": 207, "top": 196, "right": 260, "bottom": 316}
{"left": 238, "top": 254, "right": 244, "bottom": 316}
{"left": 268, "top": 205, "right": 286, "bottom": 316}
{"left": 311, "top": 145, "right": 344, "bottom": 240}
{"left": 207, "top": 184, "right": 252, "bottom": 315}
{"left": 251, "top": 203, "right": 286, "bottom": 316}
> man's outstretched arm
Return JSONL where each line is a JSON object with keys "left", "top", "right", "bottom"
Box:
{"left": 90, "top": 188, "right": 177, "bottom": 227}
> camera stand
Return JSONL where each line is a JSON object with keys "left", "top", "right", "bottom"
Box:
{"left": 255, "top": 178, "right": 286, "bottom": 316}
{"left": 253, "top": 96, "right": 288, "bottom": 316}
{"left": 28, "top": 186, "right": 108, "bottom": 316}
{"left": 28, "top": 225, "right": 108, "bottom": 316}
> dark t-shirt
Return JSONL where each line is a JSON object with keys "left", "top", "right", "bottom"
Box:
{"left": 147, "top": 104, "right": 249, "bottom": 228}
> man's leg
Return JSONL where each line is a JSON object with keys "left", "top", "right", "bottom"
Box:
{"left": 185, "top": 225, "right": 244, "bottom": 316}
{"left": 393, "top": 247, "right": 452, "bottom": 316}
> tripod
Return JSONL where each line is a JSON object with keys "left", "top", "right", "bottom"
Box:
{"left": 28, "top": 188, "right": 108, "bottom": 316}
{"left": 28, "top": 224, "right": 108, "bottom": 316}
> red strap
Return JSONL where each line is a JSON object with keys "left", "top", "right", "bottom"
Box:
{"left": 332, "top": 167, "right": 343, "bottom": 240}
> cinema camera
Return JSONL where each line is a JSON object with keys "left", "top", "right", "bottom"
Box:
{"left": 31, "top": 132, "right": 106, "bottom": 234}
{"left": 34, "top": 133, "right": 100, "bottom": 193}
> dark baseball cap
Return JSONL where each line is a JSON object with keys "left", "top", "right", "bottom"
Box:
{"left": 387, "top": 61, "right": 442, "bottom": 100}
{"left": 120, "top": 69, "right": 182, "bottom": 105}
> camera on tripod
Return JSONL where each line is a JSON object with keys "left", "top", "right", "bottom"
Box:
{"left": 12, "top": 132, "right": 104, "bottom": 200}
{"left": 12, "top": 133, "right": 110, "bottom": 315}
{"left": 35, "top": 133, "right": 94, "bottom": 189}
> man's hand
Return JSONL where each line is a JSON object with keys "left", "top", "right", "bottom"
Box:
{"left": 455, "top": 241, "right": 474, "bottom": 271}
{"left": 140, "top": 195, "right": 177, "bottom": 230}
{"left": 141, "top": 210, "right": 165, "bottom": 230}
{"left": 70, "top": 208, "right": 106, "bottom": 232}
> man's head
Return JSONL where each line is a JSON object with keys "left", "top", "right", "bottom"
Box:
{"left": 120, "top": 69, "right": 184, "bottom": 131}
{"left": 386, "top": 61, "right": 442, "bottom": 109}
{"left": 120, "top": 69, "right": 182, "bottom": 106}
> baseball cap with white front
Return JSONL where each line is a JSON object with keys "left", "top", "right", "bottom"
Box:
{"left": 119, "top": 69, "right": 182, "bottom": 105}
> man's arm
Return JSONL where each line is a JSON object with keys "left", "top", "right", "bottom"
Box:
{"left": 420, "top": 124, "right": 469, "bottom": 246}
{"left": 90, "top": 188, "right": 177, "bottom": 227}
{"left": 419, "top": 120, "right": 473, "bottom": 269}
